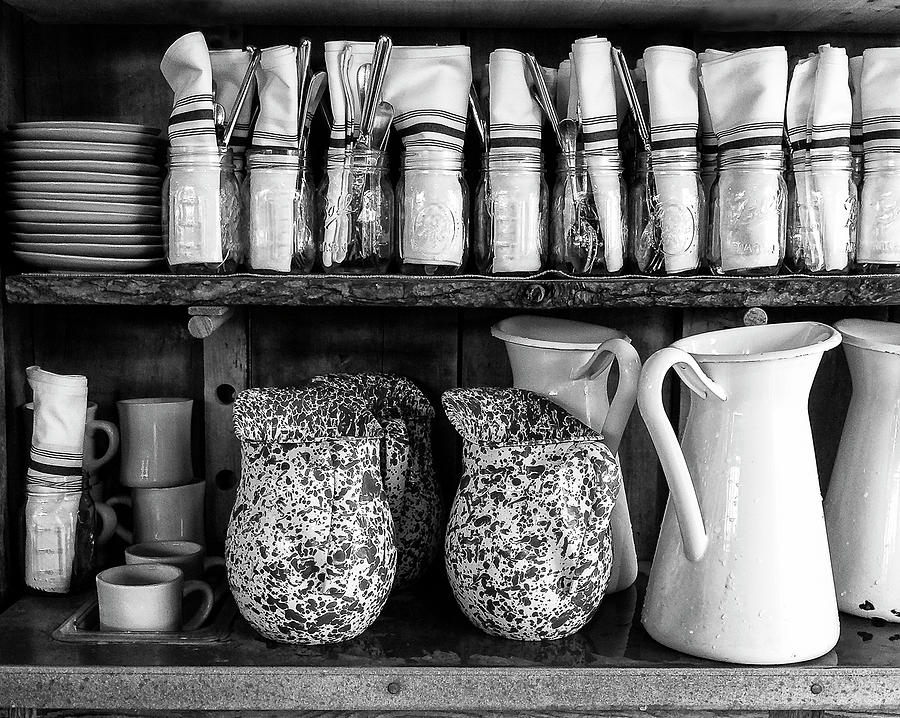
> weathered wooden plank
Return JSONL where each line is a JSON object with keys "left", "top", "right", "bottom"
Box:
{"left": 8, "top": 274, "right": 900, "bottom": 309}
{"left": 16, "top": 710, "right": 775, "bottom": 718}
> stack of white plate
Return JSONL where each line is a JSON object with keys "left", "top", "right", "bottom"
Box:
{"left": 5, "top": 121, "right": 166, "bottom": 272}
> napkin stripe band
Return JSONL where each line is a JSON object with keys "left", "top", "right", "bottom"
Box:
{"left": 809, "top": 137, "right": 850, "bottom": 149}
{"left": 863, "top": 129, "right": 900, "bottom": 142}
{"left": 170, "top": 109, "right": 214, "bottom": 125}
{"left": 583, "top": 129, "right": 617, "bottom": 143}
{"left": 654, "top": 137, "right": 698, "bottom": 150}
{"left": 718, "top": 135, "right": 783, "bottom": 152}
{"left": 174, "top": 93, "right": 214, "bottom": 108}
{"left": 491, "top": 137, "right": 542, "bottom": 149}
{"left": 28, "top": 460, "right": 82, "bottom": 477}
{"left": 397, "top": 124, "right": 466, "bottom": 141}
{"left": 405, "top": 138, "right": 464, "bottom": 152}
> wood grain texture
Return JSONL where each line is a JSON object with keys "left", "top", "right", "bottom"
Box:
{"left": 6, "top": 0, "right": 900, "bottom": 32}
{"left": 0, "top": 711, "right": 775, "bottom": 718}
{"left": 9, "top": 274, "right": 900, "bottom": 308}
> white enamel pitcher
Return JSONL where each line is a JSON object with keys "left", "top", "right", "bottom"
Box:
{"left": 826, "top": 319, "right": 900, "bottom": 621}
{"left": 491, "top": 315, "right": 641, "bottom": 593}
{"left": 638, "top": 322, "right": 841, "bottom": 664}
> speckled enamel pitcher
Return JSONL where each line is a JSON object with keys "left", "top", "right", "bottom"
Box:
{"left": 826, "top": 319, "right": 900, "bottom": 622}
{"left": 491, "top": 315, "right": 641, "bottom": 593}
{"left": 639, "top": 322, "right": 841, "bottom": 664}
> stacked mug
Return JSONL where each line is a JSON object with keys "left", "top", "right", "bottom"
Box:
{"left": 99, "top": 397, "right": 221, "bottom": 633}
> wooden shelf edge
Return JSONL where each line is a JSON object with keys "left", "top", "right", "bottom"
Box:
{"left": 5, "top": 273, "right": 900, "bottom": 309}
{"left": 0, "top": 665, "right": 899, "bottom": 712}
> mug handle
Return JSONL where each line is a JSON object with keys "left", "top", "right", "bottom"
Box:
{"left": 105, "top": 494, "right": 133, "bottom": 544}
{"left": 181, "top": 579, "right": 215, "bottom": 631}
{"left": 203, "top": 556, "right": 228, "bottom": 602}
{"left": 94, "top": 502, "right": 119, "bottom": 546}
{"left": 84, "top": 419, "right": 120, "bottom": 473}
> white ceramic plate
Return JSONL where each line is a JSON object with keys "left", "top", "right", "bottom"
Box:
{"left": 6, "top": 160, "right": 161, "bottom": 176}
{"left": 12, "top": 221, "right": 161, "bottom": 235}
{"left": 6, "top": 124, "right": 160, "bottom": 144}
{"left": 7, "top": 181, "right": 160, "bottom": 196}
{"left": 5, "top": 146, "right": 158, "bottom": 162}
{"left": 8, "top": 121, "right": 159, "bottom": 135}
{"left": 6, "top": 198, "right": 159, "bottom": 214}
{"left": 12, "top": 250, "right": 166, "bottom": 272}
{"left": 5, "top": 139, "right": 160, "bottom": 153}
{"left": 7, "top": 209, "right": 161, "bottom": 224}
{"left": 7, "top": 171, "right": 161, "bottom": 185}
{"left": 12, "top": 242, "right": 164, "bottom": 259}
{"left": 11, "top": 233, "right": 162, "bottom": 246}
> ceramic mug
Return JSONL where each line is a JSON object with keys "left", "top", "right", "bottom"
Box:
{"left": 117, "top": 397, "right": 193, "bottom": 488}
{"left": 96, "top": 563, "right": 214, "bottom": 632}
{"left": 107, "top": 479, "right": 205, "bottom": 545}
{"left": 125, "top": 540, "right": 224, "bottom": 581}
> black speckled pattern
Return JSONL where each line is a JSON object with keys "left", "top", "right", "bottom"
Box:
{"left": 442, "top": 387, "right": 621, "bottom": 641}
{"left": 227, "top": 382, "right": 396, "bottom": 645}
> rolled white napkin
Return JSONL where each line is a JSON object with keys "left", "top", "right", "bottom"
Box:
{"left": 324, "top": 40, "right": 375, "bottom": 150}
{"left": 700, "top": 47, "right": 788, "bottom": 272}
{"left": 849, "top": 55, "right": 863, "bottom": 157}
{"left": 643, "top": 45, "right": 701, "bottom": 274}
{"left": 382, "top": 45, "right": 472, "bottom": 268}
{"left": 810, "top": 45, "right": 853, "bottom": 272}
{"left": 787, "top": 54, "right": 820, "bottom": 270}
{"left": 488, "top": 48, "right": 543, "bottom": 274}
{"left": 210, "top": 48, "right": 257, "bottom": 155}
{"left": 572, "top": 36, "right": 624, "bottom": 271}
{"left": 861, "top": 47, "right": 900, "bottom": 155}
{"left": 252, "top": 45, "right": 299, "bottom": 149}
{"left": 697, "top": 49, "right": 729, "bottom": 195}
{"left": 160, "top": 31, "right": 217, "bottom": 148}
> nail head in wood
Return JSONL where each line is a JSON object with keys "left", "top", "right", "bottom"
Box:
{"left": 387, "top": 681, "right": 401, "bottom": 695}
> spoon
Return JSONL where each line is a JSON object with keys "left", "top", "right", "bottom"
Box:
{"left": 299, "top": 71, "right": 328, "bottom": 159}
{"left": 214, "top": 103, "right": 226, "bottom": 146}
{"left": 357, "top": 63, "right": 371, "bottom": 120}
{"left": 370, "top": 100, "right": 394, "bottom": 151}
{"left": 359, "top": 36, "right": 393, "bottom": 148}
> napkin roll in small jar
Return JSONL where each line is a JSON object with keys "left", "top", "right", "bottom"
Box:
{"left": 551, "top": 150, "right": 627, "bottom": 276}
{"left": 474, "top": 153, "right": 549, "bottom": 275}
{"left": 318, "top": 148, "right": 395, "bottom": 274}
{"left": 398, "top": 148, "right": 469, "bottom": 274}
{"left": 163, "top": 147, "right": 243, "bottom": 274}
{"left": 242, "top": 148, "right": 316, "bottom": 274}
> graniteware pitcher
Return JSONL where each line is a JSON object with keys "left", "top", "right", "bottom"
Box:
{"left": 491, "top": 315, "right": 640, "bottom": 592}
{"left": 638, "top": 321, "right": 841, "bottom": 664}
{"left": 825, "top": 319, "right": 900, "bottom": 621}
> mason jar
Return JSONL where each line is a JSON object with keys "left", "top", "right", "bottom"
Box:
{"left": 857, "top": 152, "right": 900, "bottom": 272}
{"left": 627, "top": 150, "right": 705, "bottom": 275}
{"left": 242, "top": 148, "right": 315, "bottom": 274}
{"left": 551, "top": 150, "right": 627, "bottom": 275}
{"left": 162, "top": 146, "right": 242, "bottom": 274}
{"left": 708, "top": 149, "right": 787, "bottom": 276}
{"left": 473, "top": 153, "right": 548, "bottom": 275}
{"left": 24, "top": 488, "right": 82, "bottom": 594}
{"left": 318, "top": 148, "right": 394, "bottom": 274}
{"left": 397, "top": 148, "right": 469, "bottom": 275}
{"left": 788, "top": 150, "right": 856, "bottom": 274}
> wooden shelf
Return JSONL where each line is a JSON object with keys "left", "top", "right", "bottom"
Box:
{"left": 5, "top": 0, "right": 897, "bottom": 32}
{"left": 5, "top": 272, "right": 900, "bottom": 309}
{"left": 1, "top": 572, "right": 899, "bottom": 712}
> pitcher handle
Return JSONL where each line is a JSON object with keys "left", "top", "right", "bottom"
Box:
{"left": 638, "top": 347, "right": 726, "bottom": 562}
{"left": 572, "top": 337, "right": 641, "bottom": 455}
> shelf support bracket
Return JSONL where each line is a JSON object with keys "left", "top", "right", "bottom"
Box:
{"left": 188, "top": 306, "right": 234, "bottom": 339}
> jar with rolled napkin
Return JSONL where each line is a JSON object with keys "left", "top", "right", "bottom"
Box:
{"left": 210, "top": 48, "right": 258, "bottom": 180}
{"left": 387, "top": 45, "right": 472, "bottom": 275}
{"left": 160, "top": 32, "right": 250, "bottom": 274}
{"left": 856, "top": 47, "right": 900, "bottom": 271}
{"left": 473, "top": 49, "right": 548, "bottom": 275}
{"left": 702, "top": 47, "right": 788, "bottom": 275}
{"left": 320, "top": 40, "right": 396, "bottom": 273}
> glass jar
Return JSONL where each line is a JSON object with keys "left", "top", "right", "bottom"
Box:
{"left": 24, "top": 487, "right": 83, "bottom": 594}
{"left": 628, "top": 150, "right": 705, "bottom": 275}
{"left": 397, "top": 148, "right": 469, "bottom": 275}
{"left": 242, "top": 149, "right": 315, "bottom": 274}
{"left": 551, "top": 150, "right": 627, "bottom": 276}
{"left": 474, "top": 153, "right": 548, "bottom": 275}
{"left": 857, "top": 152, "right": 900, "bottom": 272}
{"left": 787, "top": 150, "right": 856, "bottom": 274}
{"left": 162, "top": 146, "right": 242, "bottom": 274}
{"left": 318, "top": 148, "right": 394, "bottom": 274}
{"left": 708, "top": 149, "right": 787, "bottom": 276}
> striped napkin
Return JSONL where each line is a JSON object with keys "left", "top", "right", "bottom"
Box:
{"left": 487, "top": 48, "right": 543, "bottom": 273}
{"left": 643, "top": 45, "right": 701, "bottom": 274}
{"left": 698, "top": 49, "right": 729, "bottom": 191}
{"left": 324, "top": 41, "right": 375, "bottom": 151}
{"left": 382, "top": 45, "right": 471, "bottom": 153}
{"left": 861, "top": 47, "right": 900, "bottom": 155}
{"left": 849, "top": 56, "right": 864, "bottom": 158}
{"left": 252, "top": 45, "right": 299, "bottom": 149}
{"left": 26, "top": 366, "right": 87, "bottom": 493}
{"left": 210, "top": 48, "right": 257, "bottom": 154}
{"left": 160, "top": 32, "right": 217, "bottom": 148}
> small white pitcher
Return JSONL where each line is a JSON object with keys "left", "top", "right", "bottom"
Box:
{"left": 491, "top": 315, "right": 641, "bottom": 593}
{"left": 826, "top": 319, "right": 900, "bottom": 621}
{"left": 639, "top": 321, "right": 841, "bottom": 664}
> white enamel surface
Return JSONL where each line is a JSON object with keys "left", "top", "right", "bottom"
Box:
{"left": 826, "top": 319, "right": 900, "bottom": 621}
{"left": 491, "top": 315, "right": 640, "bottom": 593}
{"left": 640, "top": 322, "right": 841, "bottom": 664}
